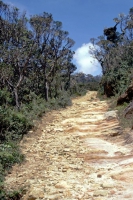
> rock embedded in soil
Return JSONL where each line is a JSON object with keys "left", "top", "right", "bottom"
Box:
{"left": 93, "top": 190, "right": 108, "bottom": 197}
{"left": 55, "top": 181, "right": 70, "bottom": 189}
{"left": 4, "top": 91, "right": 133, "bottom": 200}
{"left": 104, "top": 110, "right": 118, "bottom": 120}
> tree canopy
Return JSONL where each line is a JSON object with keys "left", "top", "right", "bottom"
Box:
{"left": 90, "top": 8, "right": 133, "bottom": 97}
{"left": 0, "top": 0, "right": 76, "bottom": 108}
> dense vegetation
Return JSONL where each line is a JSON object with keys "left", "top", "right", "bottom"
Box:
{"left": 0, "top": 1, "right": 100, "bottom": 198}
{"left": 90, "top": 8, "right": 133, "bottom": 97}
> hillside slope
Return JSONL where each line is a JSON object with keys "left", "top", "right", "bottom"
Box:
{"left": 5, "top": 91, "right": 133, "bottom": 200}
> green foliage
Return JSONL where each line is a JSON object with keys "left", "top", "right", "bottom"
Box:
{"left": 99, "top": 61, "right": 132, "bottom": 96}
{"left": 0, "top": 142, "right": 24, "bottom": 170}
{"left": 90, "top": 7, "right": 133, "bottom": 97}
{"left": 55, "top": 91, "right": 72, "bottom": 108}
{"left": 90, "top": 7, "right": 133, "bottom": 135}
{"left": 21, "top": 92, "right": 48, "bottom": 119}
{"left": 0, "top": 140, "right": 24, "bottom": 199}
{"left": 0, "top": 88, "right": 12, "bottom": 106}
{"left": 0, "top": 106, "right": 32, "bottom": 141}
{"left": 70, "top": 73, "right": 101, "bottom": 97}
{"left": 0, "top": 186, "right": 23, "bottom": 200}
{"left": 73, "top": 83, "right": 87, "bottom": 96}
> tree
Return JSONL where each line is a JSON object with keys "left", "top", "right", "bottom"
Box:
{"left": 89, "top": 8, "right": 133, "bottom": 96}
{"left": 30, "top": 13, "right": 75, "bottom": 101}
{"left": 0, "top": 1, "right": 76, "bottom": 107}
{"left": 0, "top": 2, "right": 38, "bottom": 108}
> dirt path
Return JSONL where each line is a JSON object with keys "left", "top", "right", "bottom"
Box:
{"left": 5, "top": 91, "right": 133, "bottom": 200}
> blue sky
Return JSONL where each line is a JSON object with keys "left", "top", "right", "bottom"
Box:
{"left": 2, "top": 0, "right": 133, "bottom": 75}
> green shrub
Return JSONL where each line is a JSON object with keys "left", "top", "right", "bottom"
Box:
{"left": 0, "top": 106, "right": 32, "bottom": 141}
{"left": 0, "top": 88, "right": 12, "bottom": 107}
{"left": 0, "top": 141, "right": 24, "bottom": 199}
{"left": 0, "top": 142, "right": 24, "bottom": 169}
{"left": 55, "top": 91, "right": 72, "bottom": 108}
{"left": 100, "top": 61, "right": 132, "bottom": 96}
{"left": 0, "top": 187, "right": 23, "bottom": 200}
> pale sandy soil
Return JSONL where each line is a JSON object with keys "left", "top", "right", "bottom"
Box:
{"left": 5, "top": 91, "right": 133, "bottom": 200}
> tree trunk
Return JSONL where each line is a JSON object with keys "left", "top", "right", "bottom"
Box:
{"left": 44, "top": 80, "right": 49, "bottom": 101}
{"left": 14, "top": 87, "right": 20, "bottom": 109}
{"left": 49, "top": 83, "right": 52, "bottom": 98}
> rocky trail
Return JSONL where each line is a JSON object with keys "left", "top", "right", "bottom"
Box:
{"left": 5, "top": 91, "right": 133, "bottom": 200}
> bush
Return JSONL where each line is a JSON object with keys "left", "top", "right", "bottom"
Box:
{"left": 0, "top": 88, "right": 12, "bottom": 106}
{"left": 0, "top": 142, "right": 24, "bottom": 169}
{"left": 0, "top": 106, "right": 32, "bottom": 141}
{"left": 0, "top": 141, "right": 24, "bottom": 199}
{"left": 100, "top": 62, "right": 132, "bottom": 97}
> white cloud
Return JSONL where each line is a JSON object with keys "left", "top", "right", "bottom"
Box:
{"left": 73, "top": 43, "right": 101, "bottom": 76}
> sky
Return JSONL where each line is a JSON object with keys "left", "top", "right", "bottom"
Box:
{"left": 2, "top": 0, "right": 133, "bottom": 76}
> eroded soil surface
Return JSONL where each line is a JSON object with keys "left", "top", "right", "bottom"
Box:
{"left": 5, "top": 91, "right": 133, "bottom": 200}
